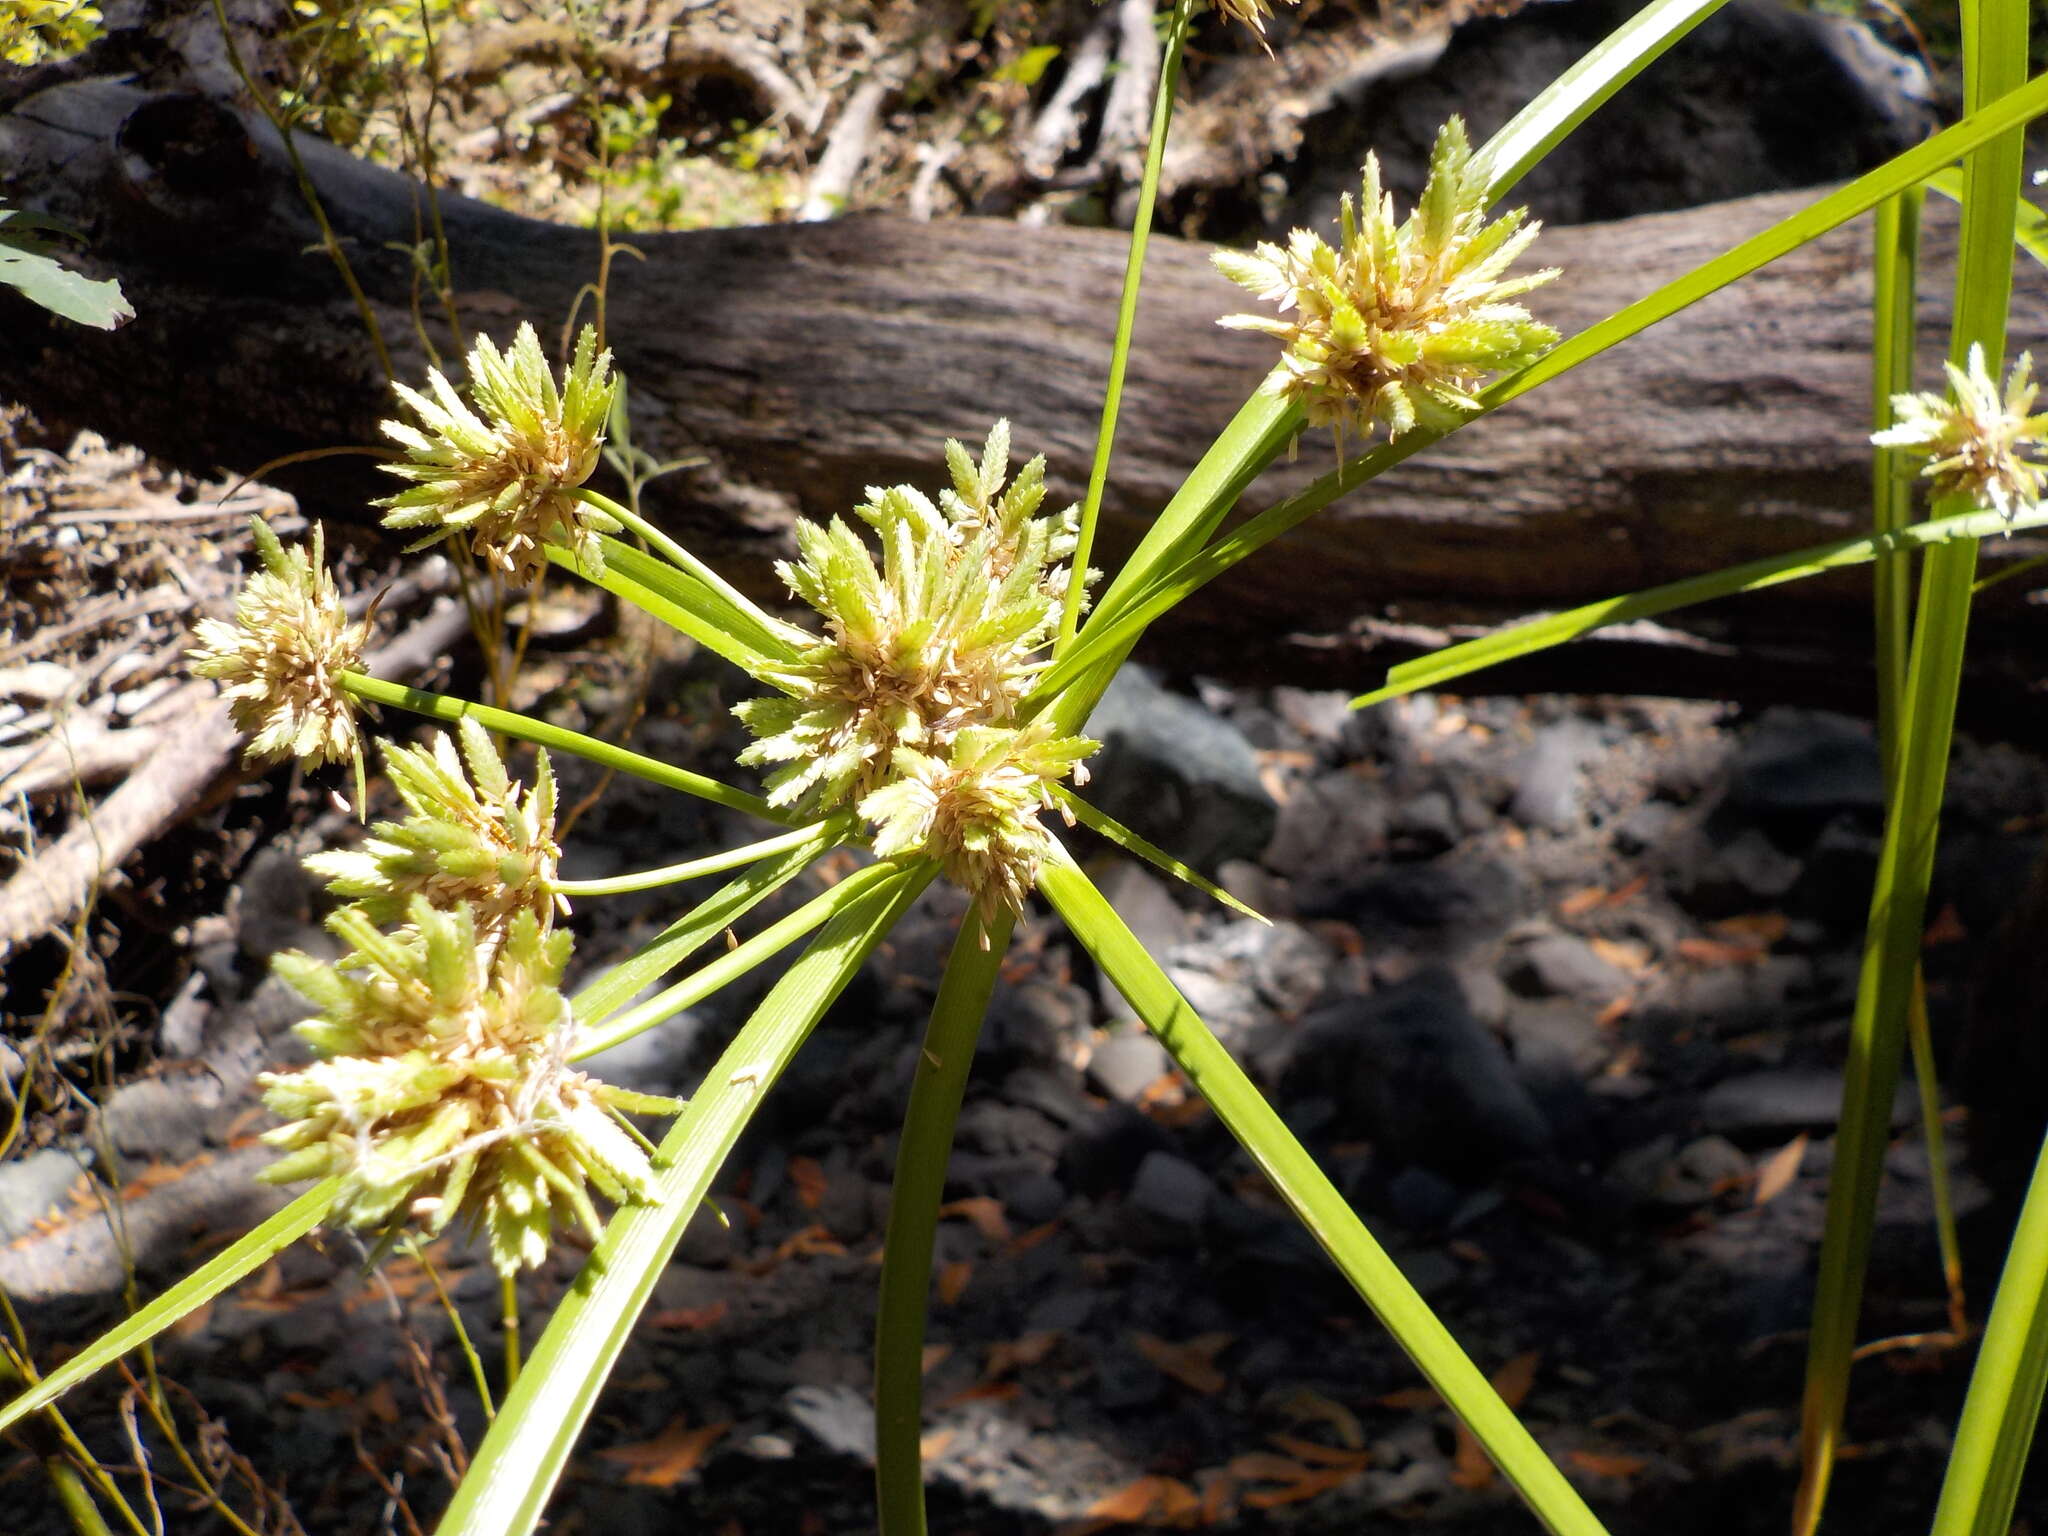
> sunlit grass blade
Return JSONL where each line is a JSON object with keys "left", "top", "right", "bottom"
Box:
{"left": 545, "top": 544, "right": 778, "bottom": 679}
{"left": 337, "top": 671, "right": 787, "bottom": 824}
{"left": 1037, "top": 847, "right": 1611, "bottom": 1536}
{"left": 0, "top": 1181, "right": 340, "bottom": 1435}
{"left": 1794, "top": 17, "right": 2031, "bottom": 1531}
{"left": 1922, "top": 168, "right": 2048, "bottom": 271}
{"left": 567, "top": 817, "right": 851, "bottom": 1025}
{"left": 874, "top": 906, "right": 1014, "bottom": 1536}
{"left": 1342, "top": 501, "right": 2048, "bottom": 709}
{"left": 1469, "top": 0, "right": 1734, "bottom": 201}
{"left": 570, "top": 858, "right": 906, "bottom": 1060}
{"left": 1929, "top": 1130, "right": 2048, "bottom": 1536}
{"left": 433, "top": 862, "right": 935, "bottom": 1536}
{"left": 1059, "top": 0, "right": 1197, "bottom": 654}
{"left": 1051, "top": 785, "right": 1266, "bottom": 923}
{"left": 573, "top": 496, "right": 809, "bottom": 664}
{"left": 553, "top": 818, "right": 849, "bottom": 898}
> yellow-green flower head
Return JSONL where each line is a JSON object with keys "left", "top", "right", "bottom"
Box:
{"left": 1872, "top": 344, "right": 2048, "bottom": 524}
{"left": 734, "top": 422, "right": 1092, "bottom": 815}
{"left": 378, "top": 323, "right": 621, "bottom": 585}
{"left": 1214, "top": 117, "right": 1559, "bottom": 442}
{"left": 861, "top": 723, "right": 1097, "bottom": 925}
{"left": 260, "top": 900, "right": 676, "bottom": 1275}
{"left": 2, "top": 0, "right": 102, "bottom": 66}
{"left": 304, "top": 717, "right": 563, "bottom": 936}
{"left": 189, "top": 518, "right": 371, "bottom": 780}
{"left": 1212, "top": 0, "right": 1297, "bottom": 45}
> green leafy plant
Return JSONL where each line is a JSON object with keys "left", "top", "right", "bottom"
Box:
{"left": 8, "top": 2, "right": 2048, "bottom": 1535}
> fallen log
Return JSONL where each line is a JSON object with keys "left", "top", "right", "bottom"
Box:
{"left": 3, "top": 81, "right": 2045, "bottom": 732}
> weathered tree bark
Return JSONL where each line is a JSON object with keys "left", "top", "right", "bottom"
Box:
{"left": 4, "top": 80, "right": 2045, "bottom": 730}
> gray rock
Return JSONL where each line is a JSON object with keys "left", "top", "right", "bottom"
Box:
{"left": 1511, "top": 721, "right": 1597, "bottom": 833}
{"left": 1319, "top": 855, "right": 1528, "bottom": 958}
{"left": 1658, "top": 1135, "right": 1753, "bottom": 1204}
{"left": 1271, "top": 686, "right": 1357, "bottom": 750}
{"left": 1217, "top": 858, "right": 1288, "bottom": 918}
{"left": 0, "top": 1148, "right": 88, "bottom": 1241}
{"left": 1675, "top": 827, "right": 1802, "bottom": 917}
{"left": 1731, "top": 708, "right": 1886, "bottom": 824}
{"left": 1128, "top": 1150, "right": 1215, "bottom": 1240}
{"left": 1700, "top": 1068, "right": 1913, "bottom": 1141}
{"left": 102, "top": 1077, "right": 214, "bottom": 1162}
{"left": 1263, "top": 769, "right": 1387, "bottom": 894}
{"left": 0, "top": 1038, "right": 22, "bottom": 1086}
{"left": 1503, "top": 932, "right": 1632, "bottom": 1003}
{"left": 1390, "top": 788, "right": 1462, "bottom": 854}
{"left": 234, "top": 842, "right": 325, "bottom": 962}
{"left": 1387, "top": 1165, "right": 1461, "bottom": 1230}
{"left": 1086, "top": 666, "right": 1277, "bottom": 872}
{"left": 675, "top": 1201, "right": 737, "bottom": 1267}
{"left": 1293, "top": 969, "right": 1553, "bottom": 1178}
{"left": 1615, "top": 799, "right": 1683, "bottom": 856}
{"left": 998, "top": 1171, "right": 1068, "bottom": 1226}
{"left": 986, "top": 979, "right": 1091, "bottom": 1065}
{"left": 1243, "top": 921, "right": 1334, "bottom": 1016}
{"left": 1087, "top": 1031, "right": 1170, "bottom": 1102}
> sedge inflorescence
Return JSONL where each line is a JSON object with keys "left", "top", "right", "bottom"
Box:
{"left": 736, "top": 423, "right": 1097, "bottom": 922}
{"left": 1873, "top": 343, "right": 2048, "bottom": 525}
{"left": 1214, "top": 116, "right": 1558, "bottom": 444}
{"left": 378, "top": 322, "right": 620, "bottom": 584}
{"left": 188, "top": 518, "right": 372, "bottom": 788}
{"left": 258, "top": 719, "right": 673, "bottom": 1274}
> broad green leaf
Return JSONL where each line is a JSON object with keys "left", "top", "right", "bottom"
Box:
{"left": 0, "top": 1182, "right": 339, "bottom": 1436}
{"left": 1037, "top": 849, "right": 1610, "bottom": 1536}
{"left": 0, "top": 208, "right": 133, "bottom": 330}
{"left": 436, "top": 863, "right": 935, "bottom": 1536}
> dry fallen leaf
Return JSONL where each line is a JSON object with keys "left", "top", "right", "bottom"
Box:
{"left": 921, "top": 1343, "right": 952, "bottom": 1376}
{"left": 939, "top": 1195, "right": 1012, "bottom": 1243}
{"left": 787, "top": 1155, "right": 826, "bottom": 1210}
{"left": 984, "top": 1330, "right": 1062, "bottom": 1381}
{"left": 360, "top": 1379, "right": 401, "bottom": 1426}
{"left": 598, "top": 1419, "right": 730, "bottom": 1489}
{"left": 1242, "top": 1464, "right": 1367, "bottom": 1508}
{"left": 1752, "top": 1132, "right": 1809, "bottom": 1208}
{"left": 1589, "top": 936, "right": 1651, "bottom": 974}
{"left": 1266, "top": 1433, "right": 1373, "bottom": 1469}
{"left": 1678, "top": 936, "right": 1766, "bottom": 967}
{"left": 648, "top": 1300, "right": 730, "bottom": 1332}
{"left": 1711, "top": 911, "right": 1788, "bottom": 946}
{"left": 1083, "top": 1474, "right": 1202, "bottom": 1527}
{"left": 1567, "top": 1449, "right": 1648, "bottom": 1481}
{"left": 1134, "top": 1331, "right": 1234, "bottom": 1395}
{"left": 1558, "top": 885, "right": 1608, "bottom": 917}
{"left": 1268, "top": 1385, "right": 1366, "bottom": 1448}
{"left": 1923, "top": 903, "right": 1968, "bottom": 947}
{"left": 937, "top": 1260, "right": 973, "bottom": 1306}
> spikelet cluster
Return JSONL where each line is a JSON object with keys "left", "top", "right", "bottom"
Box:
{"left": 378, "top": 323, "right": 620, "bottom": 584}
{"left": 188, "top": 519, "right": 371, "bottom": 785}
{"left": 258, "top": 716, "right": 672, "bottom": 1274}
{"left": 1873, "top": 344, "right": 2048, "bottom": 524}
{"left": 1215, "top": 117, "right": 1558, "bottom": 442}
{"left": 260, "top": 902, "right": 674, "bottom": 1275}
{"left": 736, "top": 423, "right": 1097, "bottom": 917}
{"left": 1212, "top": 0, "right": 1297, "bottom": 46}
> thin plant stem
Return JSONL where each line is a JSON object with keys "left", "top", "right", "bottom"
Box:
{"left": 552, "top": 823, "right": 830, "bottom": 897}
{"left": 1057, "top": 0, "right": 1196, "bottom": 654}
{"left": 874, "top": 906, "right": 1015, "bottom": 1536}
{"left": 415, "top": 1243, "right": 495, "bottom": 1420}
{"left": 501, "top": 1274, "right": 521, "bottom": 1391}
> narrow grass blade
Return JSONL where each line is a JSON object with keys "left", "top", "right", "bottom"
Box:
{"left": 338, "top": 671, "right": 788, "bottom": 824}
{"left": 1470, "top": 0, "right": 1734, "bottom": 201}
{"left": 1793, "top": 23, "right": 2030, "bottom": 1531}
{"left": 433, "top": 863, "right": 934, "bottom": 1536}
{"left": 874, "top": 907, "right": 1015, "bottom": 1536}
{"left": 571, "top": 858, "right": 904, "bottom": 1059}
{"left": 545, "top": 543, "right": 777, "bottom": 679}
{"left": 0, "top": 1182, "right": 340, "bottom": 1435}
{"left": 1051, "top": 785, "right": 1266, "bottom": 923}
{"left": 1037, "top": 849, "right": 1611, "bottom": 1536}
{"left": 567, "top": 817, "right": 849, "bottom": 1025}
{"left": 1922, "top": 168, "right": 2048, "bottom": 270}
{"left": 553, "top": 819, "right": 849, "bottom": 898}
{"left": 1344, "top": 501, "right": 2048, "bottom": 709}
{"left": 1929, "top": 1130, "right": 2048, "bottom": 1536}
{"left": 1059, "top": 0, "right": 1197, "bottom": 653}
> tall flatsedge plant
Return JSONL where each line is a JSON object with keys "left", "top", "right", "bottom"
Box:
{"left": 8, "top": 3, "right": 2048, "bottom": 1535}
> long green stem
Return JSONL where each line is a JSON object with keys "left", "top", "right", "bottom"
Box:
{"left": 570, "top": 860, "right": 904, "bottom": 1060}
{"left": 1039, "top": 849, "right": 1611, "bottom": 1536}
{"left": 337, "top": 672, "right": 787, "bottom": 824}
{"left": 574, "top": 490, "right": 808, "bottom": 654}
{"left": 874, "top": 907, "right": 1014, "bottom": 1536}
{"left": 1058, "top": 0, "right": 1195, "bottom": 653}
{"left": 552, "top": 823, "right": 833, "bottom": 897}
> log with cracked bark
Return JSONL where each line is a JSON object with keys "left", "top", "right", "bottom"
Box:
{"left": 3, "top": 80, "right": 2045, "bottom": 732}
